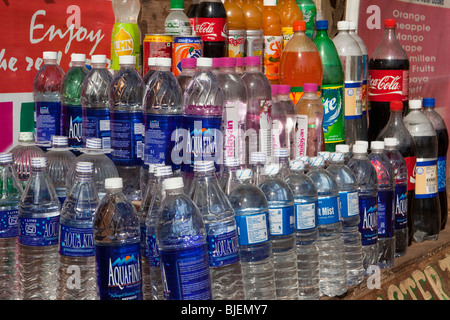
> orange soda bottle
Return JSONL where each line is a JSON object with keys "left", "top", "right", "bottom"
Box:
{"left": 276, "top": 0, "right": 286, "bottom": 10}
{"left": 235, "top": 0, "right": 244, "bottom": 7}
{"left": 278, "top": 0, "right": 303, "bottom": 46}
{"left": 253, "top": 0, "right": 264, "bottom": 14}
{"left": 241, "top": 0, "right": 262, "bottom": 30}
{"left": 279, "top": 20, "right": 323, "bottom": 104}
{"left": 224, "top": 0, "right": 246, "bottom": 57}
{"left": 262, "top": 0, "right": 282, "bottom": 84}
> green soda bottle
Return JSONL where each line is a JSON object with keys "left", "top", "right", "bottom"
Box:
{"left": 296, "top": 0, "right": 316, "bottom": 38}
{"left": 313, "top": 20, "right": 345, "bottom": 152}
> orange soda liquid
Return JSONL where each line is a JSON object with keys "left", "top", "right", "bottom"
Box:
{"left": 241, "top": 0, "right": 262, "bottom": 30}
{"left": 262, "top": 0, "right": 282, "bottom": 84}
{"left": 278, "top": 0, "right": 303, "bottom": 46}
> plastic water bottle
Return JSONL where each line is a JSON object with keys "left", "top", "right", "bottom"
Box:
{"left": 347, "top": 143, "right": 379, "bottom": 272}
{"left": 368, "top": 141, "right": 395, "bottom": 268}
{"left": 181, "top": 57, "right": 224, "bottom": 191}
{"left": 110, "top": 55, "right": 145, "bottom": 201}
{"left": 306, "top": 156, "right": 348, "bottom": 297}
{"left": 318, "top": 151, "right": 331, "bottom": 168}
{"left": 241, "top": 56, "right": 273, "bottom": 165}
{"left": 146, "top": 165, "right": 173, "bottom": 300}
{"left": 18, "top": 157, "right": 61, "bottom": 300}
{"left": 277, "top": 85, "right": 296, "bottom": 158}
{"left": 335, "top": 144, "right": 350, "bottom": 164}
{"left": 228, "top": 168, "right": 277, "bottom": 300}
{"left": 9, "top": 132, "right": 45, "bottom": 187}
{"left": 176, "top": 58, "right": 197, "bottom": 94}
{"left": 250, "top": 152, "right": 267, "bottom": 185}
{"left": 297, "top": 155, "right": 310, "bottom": 173}
{"left": 189, "top": 161, "right": 245, "bottom": 300}
{"left": 58, "top": 162, "right": 99, "bottom": 300}
{"left": 61, "top": 53, "right": 89, "bottom": 153}
{"left": 45, "top": 136, "right": 77, "bottom": 205}
{"left": 94, "top": 177, "right": 142, "bottom": 300}
{"left": 259, "top": 163, "right": 299, "bottom": 300}
{"left": 164, "top": 0, "right": 191, "bottom": 36}
{"left": 271, "top": 85, "right": 288, "bottom": 152}
{"left": 65, "top": 138, "right": 119, "bottom": 201}
{"left": 272, "top": 148, "right": 290, "bottom": 179}
{"left": 0, "top": 153, "right": 23, "bottom": 300}
{"left": 81, "top": 54, "right": 113, "bottom": 150}
{"left": 156, "top": 176, "right": 213, "bottom": 300}
{"left": 33, "top": 51, "right": 65, "bottom": 147}
{"left": 217, "top": 57, "right": 248, "bottom": 166}
{"left": 287, "top": 160, "right": 319, "bottom": 300}
{"left": 219, "top": 156, "right": 240, "bottom": 195}
{"left": 383, "top": 138, "right": 408, "bottom": 257}
{"left": 327, "top": 152, "right": 364, "bottom": 286}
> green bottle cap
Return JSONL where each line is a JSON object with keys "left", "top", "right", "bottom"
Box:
{"left": 171, "top": 0, "right": 185, "bottom": 9}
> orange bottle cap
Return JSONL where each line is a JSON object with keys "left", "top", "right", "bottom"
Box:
{"left": 293, "top": 20, "right": 306, "bottom": 31}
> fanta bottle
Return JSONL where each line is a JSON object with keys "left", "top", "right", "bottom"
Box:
{"left": 278, "top": 0, "right": 303, "bottom": 46}
{"left": 262, "top": 0, "right": 282, "bottom": 84}
{"left": 279, "top": 20, "right": 322, "bottom": 105}
{"left": 224, "top": 0, "right": 246, "bottom": 58}
{"left": 241, "top": 0, "right": 262, "bottom": 30}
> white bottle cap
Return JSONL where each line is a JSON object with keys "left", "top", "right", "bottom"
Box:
{"left": 352, "top": 144, "right": 367, "bottom": 154}
{"left": 349, "top": 21, "right": 357, "bottom": 30}
{"left": 154, "top": 57, "right": 172, "bottom": 67}
{"left": 409, "top": 99, "right": 422, "bottom": 109}
{"left": 250, "top": 152, "right": 266, "bottom": 164}
{"left": 289, "top": 160, "right": 305, "bottom": 171}
{"left": 296, "top": 156, "right": 310, "bottom": 165}
{"left": 264, "top": 164, "right": 280, "bottom": 175}
{"left": 155, "top": 165, "right": 173, "bottom": 177}
{"left": 384, "top": 137, "right": 398, "bottom": 147}
{"left": 264, "top": 0, "right": 277, "bottom": 6}
{"left": 71, "top": 53, "right": 86, "bottom": 62}
{"left": 330, "top": 152, "right": 344, "bottom": 163}
{"left": 194, "top": 160, "right": 215, "bottom": 172}
{"left": 52, "top": 136, "right": 68, "bottom": 147}
{"left": 148, "top": 57, "right": 157, "bottom": 66}
{"left": 76, "top": 161, "right": 94, "bottom": 173}
{"left": 237, "top": 168, "right": 252, "bottom": 180}
{"left": 119, "top": 55, "right": 136, "bottom": 65}
{"left": 310, "top": 156, "right": 324, "bottom": 167}
{"left": 371, "top": 141, "right": 385, "bottom": 150}
{"left": 163, "top": 176, "right": 184, "bottom": 190}
{"left": 337, "top": 21, "right": 350, "bottom": 30}
{"left": 196, "top": 57, "right": 213, "bottom": 67}
{"left": 318, "top": 151, "right": 330, "bottom": 160}
{"left": 0, "top": 152, "right": 13, "bottom": 163}
{"left": 31, "top": 157, "right": 48, "bottom": 168}
{"left": 148, "top": 163, "right": 164, "bottom": 174}
{"left": 355, "top": 140, "right": 369, "bottom": 149}
{"left": 224, "top": 157, "right": 239, "bottom": 167}
{"left": 273, "top": 148, "right": 288, "bottom": 158}
{"left": 105, "top": 177, "right": 123, "bottom": 189}
{"left": 19, "top": 132, "right": 34, "bottom": 142}
{"left": 86, "top": 138, "right": 102, "bottom": 149}
{"left": 335, "top": 144, "right": 350, "bottom": 153}
{"left": 43, "top": 51, "right": 57, "bottom": 60}
{"left": 91, "top": 54, "right": 107, "bottom": 64}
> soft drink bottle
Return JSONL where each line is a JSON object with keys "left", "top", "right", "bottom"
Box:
{"left": 220, "top": 156, "right": 240, "bottom": 195}
{"left": 271, "top": 85, "right": 288, "bottom": 151}
{"left": 18, "top": 157, "right": 61, "bottom": 300}
{"left": 368, "top": 19, "right": 409, "bottom": 142}
{"left": 241, "top": 0, "right": 263, "bottom": 65}
{"left": 262, "top": 0, "right": 283, "bottom": 84}
{"left": 61, "top": 53, "right": 89, "bottom": 153}
{"left": 109, "top": 55, "right": 145, "bottom": 201}
{"left": 332, "top": 21, "right": 366, "bottom": 147}
{"left": 189, "top": 161, "right": 245, "bottom": 300}
{"left": 176, "top": 58, "right": 197, "bottom": 94}
{"left": 383, "top": 138, "right": 408, "bottom": 257}
{"left": 254, "top": 0, "right": 264, "bottom": 12}
{"left": 241, "top": 0, "right": 263, "bottom": 31}
{"left": 94, "top": 177, "right": 142, "bottom": 300}
{"left": 296, "top": 0, "right": 316, "bottom": 39}
{"left": 241, "top": 56, "right": 273, "bottom": 165}
{"left": 224, "top": 0, "right": 246, "bottom": 58}
{"left": 196, "top": 0, "right": 228, "bottom": 57}
{"left": 259, "top": 163, "right": 299, "bottom": 300}
{"left": 58, "top": 162, "right": 99, "bottom": 300}
{"left": 376, "top": 100, "right": 416, "bottom": 245}
{"left": 156, "top": 176, "right": 213, "bottom": 300}
{"left": 33, "top": 51, "right": 65, "bottom": 147}
{"left": 306, "top": 156, "right": 348, "bottom": 297}
{"left": 228, "top": 168, "right": 277, "bottom": 299}
{"left": 404, "top": 99, "right": 441, "bottom": 242}
{"left": 286, "top": 160, "right": 319, "bottom": 300}
{"left": 45, "top": 136, "right": 77, "bottom": 205}
{"left": 187, "top": 0, "right": 200, "bottom": 35}
{"left": 278, "top": 0, "right": 303, "bottom": 46}
{"left": 111, "top": 0, "right": 141, "bottom": 73}
{"left": 81, "top": 54, "right": 113, "bottom": 150}
{"left": 422, "top": 97, "right": 448, "bottom": 230}
{"left": 217, "top": 57, "right": 248, "bottom": 166}
{"left": 313, "top": 20, "right": 345, "bottom": 152}
{"left": 165, "top": 0, "right": 191, "bottom": 36}
{"left": 295, "top": 83, "right": 325, "bottom": 157}
{"left": 277, "top": 85, "right": 296, "bottom": 158}
{"left": 368, "top": 141, "right": 395, "bottom": 268}
{"left": 0, "top": 153, "right": 23, "bottom": 300}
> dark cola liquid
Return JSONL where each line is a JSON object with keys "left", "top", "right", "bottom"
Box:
{"left": 196, "top": 1, "right": 227, "bottom": 58}
{"left": 367, "top": 58, "right": 409, "bottom": 142}
{"left": 437, "top": 128, "right": 449, "bottom": 229}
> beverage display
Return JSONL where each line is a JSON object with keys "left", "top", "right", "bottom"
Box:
{"left": 278, "top": 0, "right": 303, "bottom": 46}
{"left": 262, "top": 0, "right": 283, "bottom": 84}
{"left": 196, "top": 0, "right": 228, "bottom": 57}
{"left": 165, "top": 0, "right": 191, "bottom": 36}
{"left": 296, "top": 0, "right": 316, "bottom": 38}
{"left": 224, "top": 0, "right": 246, "bottom": 58}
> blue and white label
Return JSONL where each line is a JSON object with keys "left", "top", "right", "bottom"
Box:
{"left": 394, "top": 183, "right": 408, "bottom": 230}
{"left": 206, "top": 227, "right": 239, "bottom": 267}
{"left": 63, "top": 104, "right": 83, "bottom": 149}
{"left": 235, "top": 212, "right": 270, "bottom": 246}
{"left": 339, "top": 190, "right": 359, "bottom": 218}
{"left": 377, "top": 189, "right": 395, "bottom": 238}
{"left": 59, "top": 224, "right": 94, "bottom": 257}
{"left": 437, "top": 156, "right": 447, "bottom": 192}
{"left": 268, "top": 205, "right": 294, "bottom": 236}
{"left": 147, "top": 233, "right": 160, "bottom": 267}
{"left": 317, "top": 196, "right": 340, "bottom": 225}
{"left": 358, "top": 195, "right": 378, "bottom": 246}
{"left": 294, "top": 202, "right": 317, "bottom": 230}
{"left": 82, "top": 108, "right": 111, "bottom": 149}
{"left": 35, "top": 101, "right": 62, "bottom": 144}
{"left": 0, "top": 207, "right": 18, "bottom": 238}
{"left": 19, "top": 213, "right": 60, "bottom": 246}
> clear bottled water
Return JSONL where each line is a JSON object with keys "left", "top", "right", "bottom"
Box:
{"left": 306, "top": 156, "right": 348, "bottom": 297}
{"left": 0, "top": 153, "right": 23, "bottom": 300}
{"left": 335, "top": 144, "right": 350, "bottom": 164}
{"left": 271, "top": 85, "right": 288, "bottom": 151}
{"left": 277, "top": 85, "right": 296, "bottom": 159}
{"left": 93, "top": 177, "right": 142, "bottom": 300}
{"left": 273, "top": 148, "right": 290, "bottom": 180}
{"left": 176, "top": 58, "right": 197, "bottom": 94}
{"left": 297, "top": 155, "right": 311, "bottom": 173}
{"left": 219, "top": 156, "right": 240, "bottom": 196}
{"left": 384, "top": 138, "right": 408, "bottom": 257}
{"left": 327, "top": 152, "right": 364, "bottom": 286}
{"left": 368, "top": 141, "right": 396, "bottom": 268}
{"left": 347, "top": 143, "right": 379, "bottom": 272}
{"left": 250, "top": 152, "right": 267, "bottom": 185}
{"left": 81, "top": 54, "right": 113, "bottom": 150}
{"left": 318, "top": 151, "right": 331, "bottom": 168}
{"left": 156, "top": 176, "right": 212, "bottom": 300}
{"left": 58, "top": 162, "right": 99, "bottom": 300}
{"left": 189, "top": 160, "right": 245, "bottom": 300}
{"left": 287, "top": 160, "right": 320, "bottom": 300}
{"left": 259, "top": 163, "right": 299, "bottom": 300}
{"left": 45, "top": 136, "right": 77, "bottom": 204}
{"left": 18, "top": 157, "right": 61, "bottom": 300}
{"left": 228, "top": 168, "right": 277, "bottom": 300}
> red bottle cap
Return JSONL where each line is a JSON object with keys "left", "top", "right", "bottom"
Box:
{"left": 384, "top": 19, "right": 397, "bottom": 28}
{"left": 293, "top": 21, "right": 306, "bottom": 31}
{"left": 390, "top": 100, "right": 403, "bottom": 111}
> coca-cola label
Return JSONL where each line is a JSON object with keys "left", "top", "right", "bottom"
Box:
{"left": 368, "top": 69, "right": 409, "bottom": 102}
{"left": 196, "top": 18, "right": 227, "bottom": 42}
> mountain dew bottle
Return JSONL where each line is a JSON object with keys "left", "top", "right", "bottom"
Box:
{"left": 296, "top": 0, "right": 316, "bottom": 39}
{"left": 313, "top": 20, "right": 345, "bottom": 152}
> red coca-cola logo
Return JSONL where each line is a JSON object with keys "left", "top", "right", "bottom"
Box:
{"left": 368, "top": 69, "right": 408, "bottom": 102}
{"left": 370, "top": 75, "right": 401, "bottom": 91}
{"left": 196, "top": 18, "right": 227, "bottom": 42}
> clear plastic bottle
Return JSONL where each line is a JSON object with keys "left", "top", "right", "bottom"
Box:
{"left": 272, "top": 148, "right": 290, "bottom": 179}
{"left": 189, "top": 161, "right": 245, "bottom": 300}
{"left": 0, "top": 153, "right": 23, "bottom": 300}
{"left": 259, "top": 163, "right": 299, "bottom": 300}
{"left": 327, "top": 152, "right": 364, "bottom": 286}
{"left": 220, "top": 156, "right": 241, "bottom": 195}
{"left": 109, "top": 55, "right": 145, "bottom": 201}
{"left": 271, "top": 85, "right": 288, "bottom": 151}
{"left": 156, "top": 176, "right": 213, "bottom": 300}
{"left": 58, "top": 161, "right": 99, "bottom": 300}
{"left": 228, "top": 168, "right": 277, "bottom": 300}
{"left": 217, "top": 57, "right": 248, "bottom": 166}
{"left": 277, "top": 85, "right": 296, "bottom": 158}
{"left": 335, "top": 144, "right": 350, "bottom": 164}
{"left": 9, "top": 132, "right": 45, "bottom": 187}
{"left": 81, "top": 54, "right": 113, "bottom": 150}
{"left": 45, "top": 136, "right": 77, "bottom": 205}
{"left": 33, "top": 51, "right": 65, "bottom": 147}
{"left": 306, "top": 156, "right": 348, "bottom": 297}
{"left": 250, "top": 151, "right": 267, "bottom": 185}
{"left": 347, "top": 143, "right": 379, "bottom": 272}
{"left": 18, "top": 157, "right": 61, "bottom": 300}
{"left": 287, "top": 159, "right": 319, "bottom": 300}
{"left": 94, "top": 177, "right": 142, "bottom": 300}
{"left": 384, "top": 138, "right": 408, "bottom": 257}
{"left": 176, "top": 58, "right": 197, "bottom": 94}
{"left": 165, "top": 0, "right": 191, "bottom": 36}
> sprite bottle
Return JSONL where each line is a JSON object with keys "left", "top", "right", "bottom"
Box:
{"left": 296, "top": 0, "right": 316, "bottom": 39}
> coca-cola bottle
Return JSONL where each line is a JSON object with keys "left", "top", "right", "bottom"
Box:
{"left": 368, "top": 19, "right": 409, "bottom": 142}
{"left": 187, "top": 0, "right": 200, "bottom": 35}
{"left": 196, "top": 0, "right": 228, "bottom": 57}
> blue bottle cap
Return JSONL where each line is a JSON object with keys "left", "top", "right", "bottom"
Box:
{"left": 422, "top": 98, "right": 435, "bottom": 107}
{"left": 316, "top": 20, "right": 329, "bottom": 30}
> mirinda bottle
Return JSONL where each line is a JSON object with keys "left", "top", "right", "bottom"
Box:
{"left": 279, "top": 20, "right": 323, "bottom": 105}
{"left": 262, "top": 0, "right": 282, "bottom": 84}
{"left": 278, "top": 0, "right": 303, "bottom": 46}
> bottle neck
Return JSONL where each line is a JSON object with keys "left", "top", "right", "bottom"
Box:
{"left": 165, "top": 187, "right": 184, "bottom": 196}
{"left": 244, "top": 65, "right": 261, "bottom": 73}
{"left": 92, "top": 62, "right": 107, "bottom": 69}
{"left": 72, "top": 61, "right": 85, "bottom": 67}
{"left": 75, "top": 172, "right": 94, "bottom": 183}
{"left": 219, "top": 66, "right": 236, "bottom": 74}
{"left": 44, "top": 59, "right": 57, "bottom": 65}
{"left": 383, "top": 27, "right": 397, "bottom": 43}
